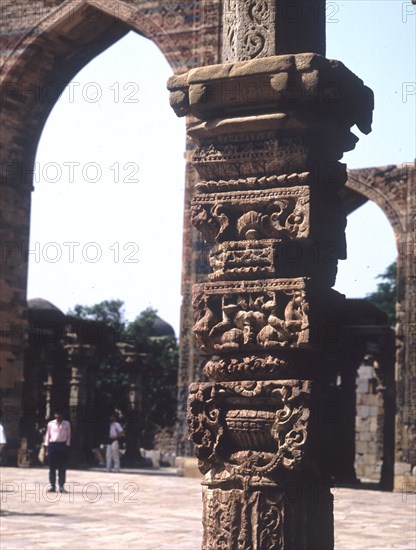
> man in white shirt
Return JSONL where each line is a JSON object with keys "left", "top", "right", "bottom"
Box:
{"left": 0, "top": 422, "right": 6, "bottom": 464}
{"left": 44, "top": 409, "right": 71, "bottom": 492}
{"left": 106, "top": 415, "right": 125, "bottom": 472}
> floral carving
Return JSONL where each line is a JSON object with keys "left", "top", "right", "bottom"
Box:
{"left": 242, "top": 25, "right": 266, "bottom": 60}
{"left": 188, "top": 383, "right": 223, "bottom": 473}
{"left": 223, "top": 0, "right": 275, "bottom": 62}
{"left": 191, "top": 187, "right": 310, "bottom": 244}
{"left": 223, "top": 0, "right": 237, "bottom": 62}
{"left": 188, "top": 380, "right": 312, "bottom": 479}
{"left": 203, "top": 488, "right": 284, "bottom": 549}
{"left": 191, "top": 203, "right": 229, "bottom": 242}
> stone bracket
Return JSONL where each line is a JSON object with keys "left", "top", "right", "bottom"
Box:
{"left": 168, "top": 53, "right": 374, "bottom": 137}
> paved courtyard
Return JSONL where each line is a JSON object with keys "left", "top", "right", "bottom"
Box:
{"left": 0, "top": 467, "right": 414, "bottom": 549}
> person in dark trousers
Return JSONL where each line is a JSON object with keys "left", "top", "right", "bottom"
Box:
{"left": 44, "top": 409, "right": 71, "bottom": 493}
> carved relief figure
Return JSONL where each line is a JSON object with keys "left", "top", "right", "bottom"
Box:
{"left": 193, "top": 291, "right": 216, "bottom": 351}
{"left": 194, "top": 288, "right": 308, "bottom": 352}
{"left": 257, "top": 293, "right": 289, "bottom": 348}
{"left": 284, "top": 291, "right": 309, "bottom": 344}
{"left": 210, "top": 298, "right": 244, "bottom": 351}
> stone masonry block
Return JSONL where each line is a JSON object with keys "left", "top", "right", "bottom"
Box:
{"left": 394, "top": 462, "right": 412, "bottom": 475}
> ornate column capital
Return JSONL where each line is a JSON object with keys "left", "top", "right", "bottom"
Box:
{"left": 64, "top": 343, "right": 97, "bottom": 361}
{"left": 116, "top": 342, "right": 146, "bottom": 368}
{"left": 169, "top": 53, "right": 373, "bottom": 140}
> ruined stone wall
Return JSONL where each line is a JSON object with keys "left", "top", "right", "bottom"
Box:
{"left": 347, "top": 164, "right": 416, "bottom": 491}
{"left": 355, "top": 363, "right": 383, "bottom": 482}
{"left": 0, "top": 0, "right": 221, "bottom": 449}
{"left": 1, "top": 3, "right": 415, "bottom": 492}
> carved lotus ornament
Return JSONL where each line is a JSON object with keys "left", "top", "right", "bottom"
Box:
{"left": 237, "top": 210, "right": 264, "bottom": 239}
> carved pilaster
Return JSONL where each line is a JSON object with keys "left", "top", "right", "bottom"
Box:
{"left": 117, "top": 343, "right": 146, "bottom": 461}
{"left": 169, "top": 46, "right": 373, "bottom": 548}
{"left": 222, "top": 0, "right": 327, "bottom": 62}
{"left": 223, "top": 0, "right": 276, "bottom": 62}
{"left": 65, "top": 343, "right": 97, "bottom": 462}
{"left": 43, "top": 369, "right": 53, "bottom": 423}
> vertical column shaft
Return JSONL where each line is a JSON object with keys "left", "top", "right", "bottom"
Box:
{"left": 65, "top": 344, "right": 97, "bottom": 462}
{"left": 222, "top": 0, "right": 326, "bottom": 62}
{"left": 169, "top": 6, "right": 373, "bottom": 546}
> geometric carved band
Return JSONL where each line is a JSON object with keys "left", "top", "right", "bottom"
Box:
{"left": 192, "top": 138, "right": 308, "bottom": 180}
{"left": 203, "top": 353, "right": 293, "bottom": 381}
{"left": 195, "top": 171, "right": 312, "bottom": 193}
{"left": 209, "top": 240, "right": 277, "bottom": 281}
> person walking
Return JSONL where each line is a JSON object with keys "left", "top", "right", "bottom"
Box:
{"left": 0, "top": 421, "right": 6, "bottom": 465}
{"left": 44, "top": 409, "right": 71, "bottom": 493}
{"left": 106, "top": 415, "right": 124, "bottom": 473}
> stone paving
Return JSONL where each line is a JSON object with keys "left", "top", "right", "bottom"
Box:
{"left": 0, "top": 467, "right": 415, "bottom": 549}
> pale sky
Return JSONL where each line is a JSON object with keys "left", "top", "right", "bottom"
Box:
{"left": 27, "top": 1, "right": 415, "bottom": 336}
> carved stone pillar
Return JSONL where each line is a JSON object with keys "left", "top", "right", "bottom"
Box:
{"left": 169, "top": 5, "right": 373, "bottom": 548}
{"left": 222, "top": 0, "right": 326, "bottom": 61}
{"left": 43, "top": 368, "right": 53, "bottom": 425}
{"left": 373, "top": 339, "right": 396, "bottom": 490}
{"left": 117, "top": 343, "right": 146, "bottom": 462}
{"left": 65, "top": 343, "right": 97, "bottom": 463}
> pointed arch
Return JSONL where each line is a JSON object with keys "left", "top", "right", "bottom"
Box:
{"left": 0, "top": 0, "right": 193, "bottom": 190}
{"left": 0, "top": 0, "right": 198, "bottom": 418}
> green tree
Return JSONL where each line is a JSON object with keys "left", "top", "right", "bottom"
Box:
{"left": 95, "top": 351, "right": 130, "bottom": 411}
{"left": 69, "top": 300, "right": 129, "bottom": 421}
{"left": 123, "top": 307, "right": 179, "bottom": 447}
{"left": 123, "top": 307, "right": 158, "bottom": 347}
{"left": 68, "top": 299, "right": 125, "bottom": 330}
{"left": 69, "top": 301, "right": 179, "bottom": 448}
{"left": 140, "top": 336, "right": 179, "bottom": 447}
{"left": 366, "top": 261, "right": 397, "bottom": 326}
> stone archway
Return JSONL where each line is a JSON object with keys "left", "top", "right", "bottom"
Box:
{"left": 0, "top": 0, "right": 221, "bottom": 450}
{"left": 343, "top": 163, "right": 416, "bottom": 490}
{"left": 1, "top": 0, "right": 414, "bottom": 501}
